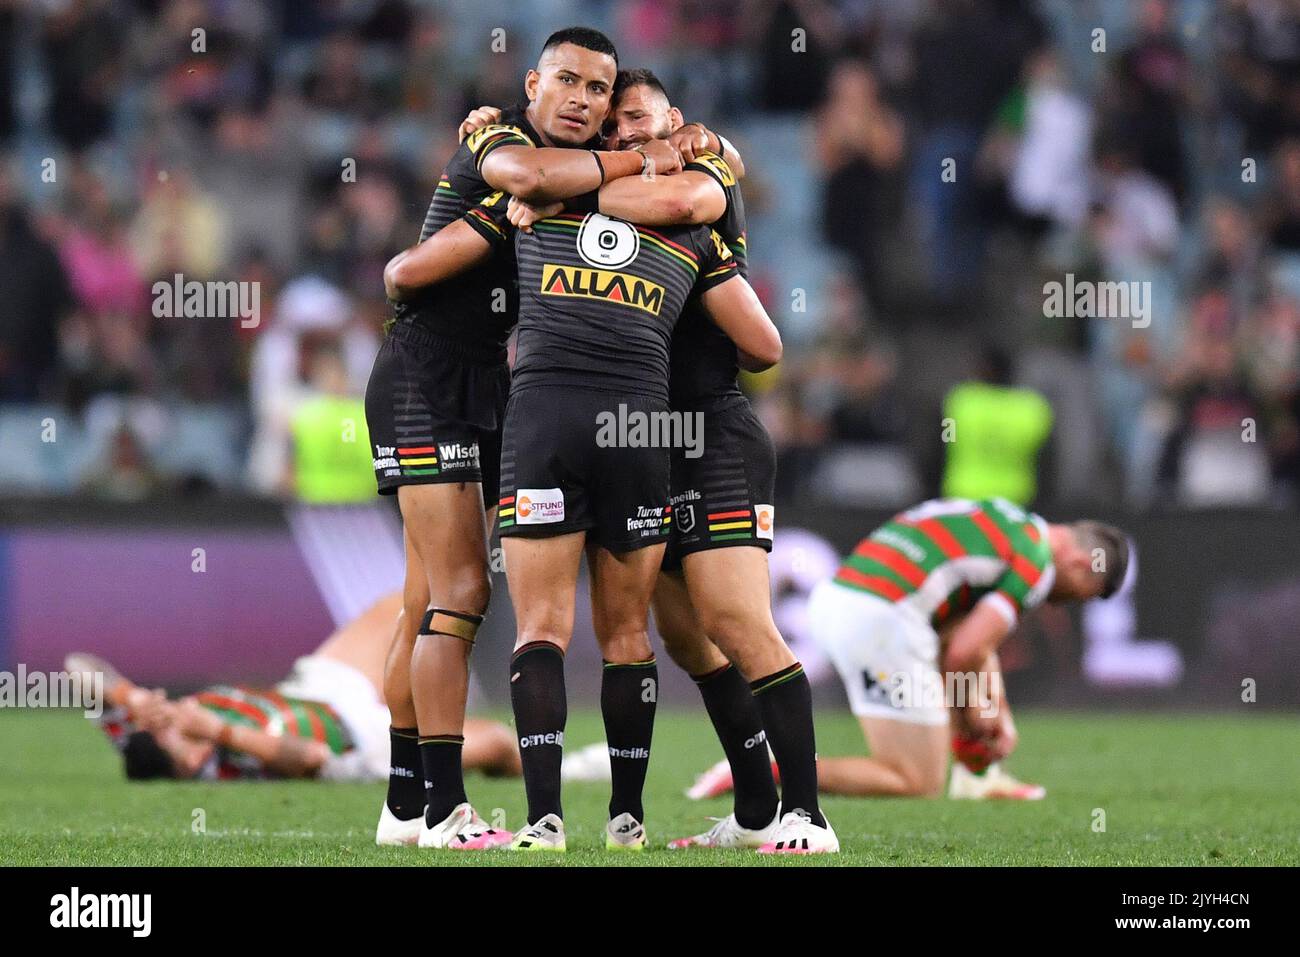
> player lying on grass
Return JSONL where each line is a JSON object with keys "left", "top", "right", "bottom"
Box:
{"left": 491, "top": 70, "right": 835, "bottom": 853}
{"left": 690, "top": 498, "right": 1128, "bottom": 802}
{"left": 70, "top": 592, "right": 520, "bottom": 791}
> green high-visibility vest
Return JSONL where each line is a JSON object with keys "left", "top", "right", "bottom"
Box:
{"left": 942, "top": 382, "right": 1052, "bottom": 506}
{"left": 291, "top": 395, "right": 376, "bottom": 504}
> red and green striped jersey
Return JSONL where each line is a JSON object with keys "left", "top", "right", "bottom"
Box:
{"left": 196, "top": 685, "right": 354, "bottom": 779}
{"left": 833, "top": 498, "right": 1056, "bottom": 628}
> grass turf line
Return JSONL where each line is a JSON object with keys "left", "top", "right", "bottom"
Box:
{"left": 2, "top": 710, "right": 1297, "bottom": 866}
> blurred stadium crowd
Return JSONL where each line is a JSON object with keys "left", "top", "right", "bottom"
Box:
{"left": 1, "top": 0, "right": 1298, "bottom": 511}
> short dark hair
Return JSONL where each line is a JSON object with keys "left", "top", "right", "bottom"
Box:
{"left": 1072, "top": 521, "right": 1130, "bottom": 599}
{"left": 123, "top": 730, "right": 177, "bottom": 780}
{"left": 613, "top": 68, "right": 670, "bottom": 105}
{"left": 540, "top": 27, "right": 618, "bottom": 66}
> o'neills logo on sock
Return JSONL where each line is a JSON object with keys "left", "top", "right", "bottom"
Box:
{"left": 519, "top": 731, "right": 564, "bottom": 748}
{"left": 608, "top": 745, "right": 650, "bottom": 759}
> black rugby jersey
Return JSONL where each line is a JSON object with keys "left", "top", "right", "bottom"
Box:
{"left": 667, "top": 151, "right": 751, "bottom": 412}
{"left": 483, "top": 211, "right": 740, "bottom": 401}
{"left": 388, "top": 105, "right": 540, "bottom": 361}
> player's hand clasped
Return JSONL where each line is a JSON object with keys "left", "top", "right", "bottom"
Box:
{"left": 667, "top": 122, "right": 718, "bottom": 163}
{"left": 458, "top": 105, "right": 502, "bottom": 143}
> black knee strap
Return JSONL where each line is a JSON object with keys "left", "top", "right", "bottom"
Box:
{"left": 419, "top": 608, "right": 484, "bottom": 645}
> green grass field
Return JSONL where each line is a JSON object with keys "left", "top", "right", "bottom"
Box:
{"left": 3, "top": 709, "right": 1297, "bottom": 866}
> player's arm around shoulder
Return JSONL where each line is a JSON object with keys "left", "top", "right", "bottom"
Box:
{"left": 699, "top": 267, "right": 782, "bottom": 370}
{"left": 383, "top": 217, "right": 494, "bottom": 301}
{"left": 477, "top": 136, "right": 676, "bottom": 205}
{"left": 595, "top": 167, "right": 726, "bottom": 225}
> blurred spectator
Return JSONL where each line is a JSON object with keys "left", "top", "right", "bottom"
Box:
{"left": 130, "top": 170, "right": 229, "bottom": 281}
{"left": 0, "top": 170, "right": 71, "bottom": 400}
{"left": 998, "top": 47, "right": 1094, "bottom": 233}
{"left": 246, "top": 275, "right": 376, "bottom": 494}
{"left": 80, "top": 421, "right": 160, "bottom": 501}
{"left": 290, "top": 340, "right": 375, "bottom": 505}
{"left": 1102, "top": 0, "right": 1191, "bottom": 206}
{"left": 941, "top": 345, "right": 1053, "bottom": 506}
{"left": 42, "top": 0, "right": 124, "bottom": 152}
{"left": 1194, "top": 195, "right": 1263, "bottom": 319}
{"left": 1158, "top": 288, "right": 1271, "bottom": 504}
{"left": 907, "top": 0, "right": 1045, "bottom": 298}
{"left": 1215, "top": 0, "right": 1300, "bottom": 157}
{"left": 814, "top": 59, "right": 904, "bottom": 308}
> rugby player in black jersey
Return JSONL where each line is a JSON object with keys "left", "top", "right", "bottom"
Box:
{"left": 365, "top": 27, "right": 684, "bottom": 850}
{"left": 488, "top": 209, "right": 784, "bottom": 853}
{"left": 395, "top": 140, "right": 785, "bottom": 854}
{"left": 500, "top": 71, "right": 836, "bottom": 853}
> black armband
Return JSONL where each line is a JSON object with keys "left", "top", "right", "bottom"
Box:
{"left": 567, "top": 188, "right": 600, "bottom": 214}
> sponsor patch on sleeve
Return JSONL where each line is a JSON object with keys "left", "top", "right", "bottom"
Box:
{"left": 755, "top": 504, "right": 775, "bottom": 541}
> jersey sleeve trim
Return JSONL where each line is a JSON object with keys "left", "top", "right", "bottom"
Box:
{"left": 685, "top": 150, "right": 737, "bottom": 189}
{"left": 467, "top": 124, "right": 535, "bottom": 171}
{"left": 978, "top": 591, "right": 1019, "bottom": 628}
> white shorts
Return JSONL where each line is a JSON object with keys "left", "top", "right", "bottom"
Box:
{"left": 276, "top": 655, "right": 390, "bottom": 781}
{"left": 808, "top": 579, "right": 948, "bottom": 726}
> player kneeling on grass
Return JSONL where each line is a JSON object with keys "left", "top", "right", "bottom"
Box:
{"left": 70, "top": 592, "right": 520, "bottom": 807}
{"left": 690, "top": 498, "right": 1127, "bottom": 801}
{"left": 809, "top": 498, "right": 1126, "bottom": 799}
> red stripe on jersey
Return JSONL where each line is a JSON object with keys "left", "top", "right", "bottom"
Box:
{"left": 910, "top": 518, "right": 965, "bottom": 558}
{"left": 970, "top": 511, "right": 1013, "bottom": 561}
{"left": 195, "top": 692, "right": 269, "bottom": 728}
{"left": 302, "top": 702, "right": 326, "bottom": 743}
{"left": 261, "top": 691, "right": 303, "bottom": 736}
{"left": 853, "top": 541, "right": 927, "bottom": 588}
{"left": 708, "top": 510, "right": 750, "bottom": 521}
{"left": 836, "top": 567, "right": 907, "bottom": 601}
{"left": 499, "top": 495, "right": 515, "bottom": 506}
{"left": 638, "top": 226, "right": 698, "bottom": 261}
{"left": 1024, "top": 521, "right": 1041, "bottom": 544}
{"left": 1011, "top": 554, "right": 1043, "bottom": 587}
{"left": 398, "top": 446, "right": 436, "bottom": 455}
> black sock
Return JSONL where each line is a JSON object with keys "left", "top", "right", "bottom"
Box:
{"left": 752, "top": 663, "right": 825, "bottom": 828}
{"left": 510, "top": 641, "right": 567, "bottom": 824}
{"left": 386, "top": 726, "right": 424, "bottom": 820}
{"left": 601, "top": 657, "right": 658, "bottom": 822}
{"left": 694, "top": 664, "right": 779, "bottom": 830}
{"left": 419, "top": 735, "right": 467, "bottom": 827}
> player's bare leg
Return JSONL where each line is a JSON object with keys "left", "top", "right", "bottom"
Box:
{"left": 815, "top": 716, "right": 949, "bottom": 797}
{"left": 397, "top": 482, "right": 509, "bottom": 849}
{"left": 653, "top": 571, "right": 781, "bottom": 844}
{"left": 678, "top": 547, "right": 833, "bottom": 853}
{"left": 373, "top": 532, "right": 430, "bottom": 842}
{"left": 503, "top": 531, "right": 585, "bottom": 851}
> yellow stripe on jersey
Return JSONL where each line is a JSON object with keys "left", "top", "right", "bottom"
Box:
{"left": 638, "top": 232, "right": 699, "bottom": 274}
